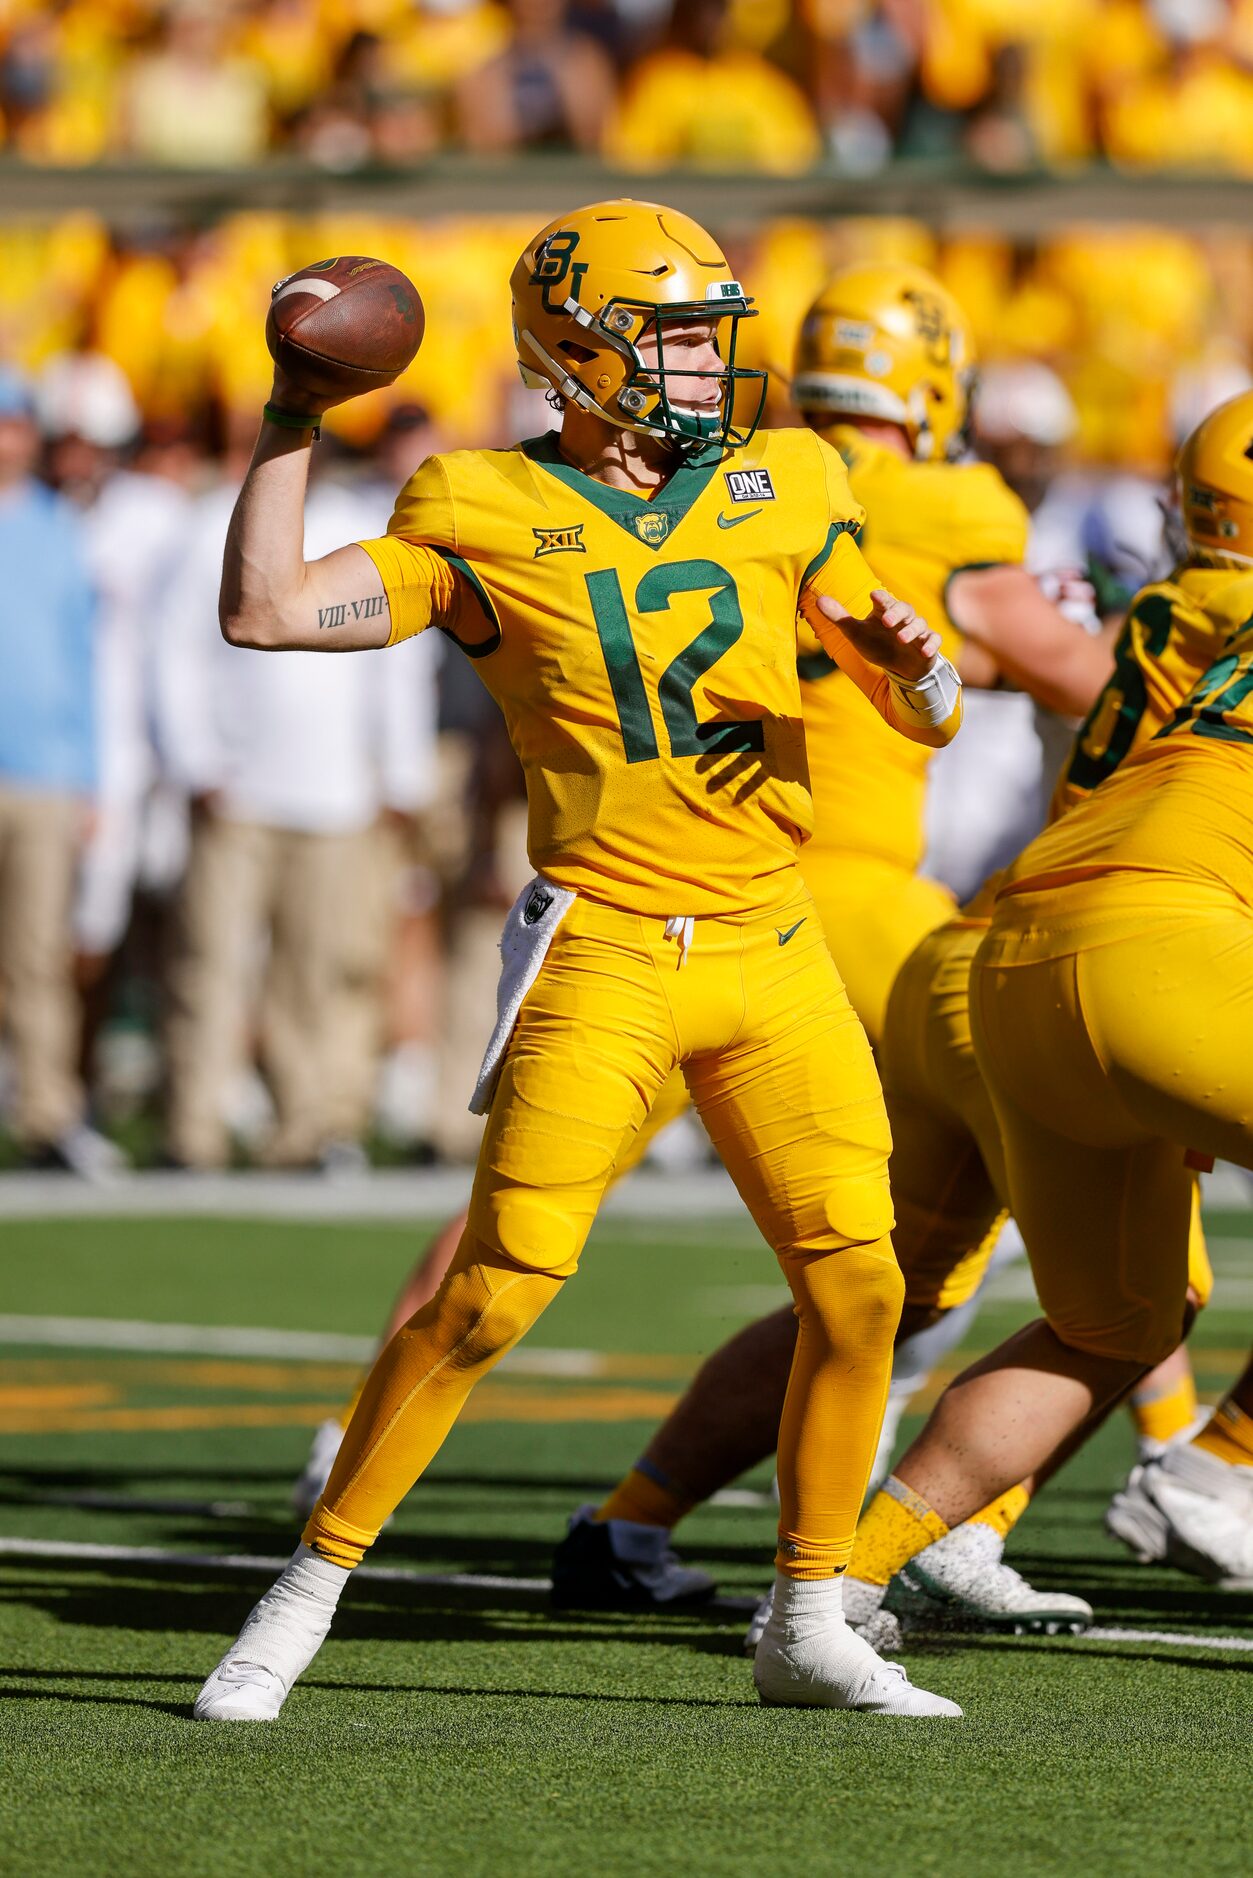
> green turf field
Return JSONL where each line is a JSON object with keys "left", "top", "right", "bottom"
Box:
{"left": 1, "top": 1205, "right": 1250, "bottom": 1878}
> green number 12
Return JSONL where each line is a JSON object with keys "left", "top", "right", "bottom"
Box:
{"left": 585, "top": 557, "right": 765, "bottom": 765}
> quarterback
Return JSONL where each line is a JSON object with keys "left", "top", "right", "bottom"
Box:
{"left": 840, "top": 389, "right": 1253, "bottom": 1635}
{"left": 194, "top": 201, "right": 964, "bottom": 1721}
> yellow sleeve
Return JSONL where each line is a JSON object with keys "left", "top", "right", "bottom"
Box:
{"left": 357, "top": 453, "right": 498, "bottom": 653}
{"left": 797, "top": 434, "right": 878, "bottom": 619}
{"left": 797, "top": 438, "right": 961, "bottom": 746}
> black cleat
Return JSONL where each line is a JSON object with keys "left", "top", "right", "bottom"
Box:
{"left": 550, "top": 1504, "right": 717, "bottom": 1611}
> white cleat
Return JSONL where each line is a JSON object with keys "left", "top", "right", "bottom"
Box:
{"left": 744, "top": 1576, "right": 903, "bottom": 1656}
{"left": 890, "top": 1520, "right": 1092, "bottom": 1637}
{"left": 193, "top": 1544, "right": 348, "bottom": 1721}
{"left": 193, "top": 1658, "right": 289, "bottom": 1722}
{"left": 291, "top": 1419, "right": 345, "bottom": 1522}
{"left": 743, "top": 1586, "right": 773, "bottom": 1655}
{"left": 753, "top": 1579, "right": 960, "bottom": 1717}
{"left": 1105, "top": 1445, "right": 1253, "bottom": 1588}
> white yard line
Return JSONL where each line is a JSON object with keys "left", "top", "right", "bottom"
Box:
{"left": 0, "top": 1314, "right": 619, "bottom": 1378}
{"left": 0, "top": 1534, "right": 549, "bottom": 1593}
{"left": 0, "top": 1538, "right": 1248, "bottom": 1653}
{"left": 0, "top": 1167, "right": 744, "bottom": 1221}
{"left": 1083, "top": 1626, "right": 1253, "bottom": 1654}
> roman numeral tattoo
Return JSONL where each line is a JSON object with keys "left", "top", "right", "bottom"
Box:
{"left": 317, "top": 594, "right": 387, "bottom": 630}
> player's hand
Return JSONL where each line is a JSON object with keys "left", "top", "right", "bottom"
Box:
{"left": 817, "top": 588, "right": 941, "bottom": 681}
{"left": 267, "top": 362, "right": 358, "bottom": 418}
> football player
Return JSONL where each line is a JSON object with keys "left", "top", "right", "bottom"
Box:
{"left": 194, "top": 200, "right": 965, "bottom": 1721}
{"left": 291, "top": 266, "right": 1117, "bottom": 1616}
{"left": 841, "top": 390, "right": 1253, "bottom": 1654}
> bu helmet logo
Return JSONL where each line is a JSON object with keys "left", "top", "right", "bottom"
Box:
{"left": 530, "top": 231, "right": 587, "bottom": 310}
{"left": 633, "top": 511, "right": 670, "bottom": 547}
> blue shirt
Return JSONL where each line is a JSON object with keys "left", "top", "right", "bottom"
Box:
{"left": 0, "top": 479, "right": 97, "bottom": 794}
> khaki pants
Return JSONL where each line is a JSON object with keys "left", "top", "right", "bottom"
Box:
{"left": 165, "top": 815, "right": 388, "bottom": 1168}
{"left": 0, "top": 785, "right": 83, "bottom": 1144}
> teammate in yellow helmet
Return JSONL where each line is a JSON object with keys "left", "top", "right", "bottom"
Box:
{"left": 195, "top": 200, "right": 966, "bottom": 1722}
{"left": 840, "top": 389, "right": 1253, "bottom": 1650}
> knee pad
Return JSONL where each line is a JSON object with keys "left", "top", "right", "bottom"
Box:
{"left": 789, "top": 1241, "right": 904, "bottom": 1350}
{"left": 467, "top": 1183, "right": 586, "bottom": 1280}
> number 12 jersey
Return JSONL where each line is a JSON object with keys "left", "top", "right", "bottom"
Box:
{"left": 361, "top": 426, "right": 955, "bottom": 918}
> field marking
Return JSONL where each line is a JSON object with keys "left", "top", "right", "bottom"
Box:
{"left": 0, "top": 1315, "right": 689, "bottom": 1380}
{"left": 0, "top": 1539, "right": 1248, "bottom": 1655}
{"left": 0, "top": 1167, "right": 748, "bottom": 1222}
{"left": 1084, "top": 1626, "right": 1253, "bottom": 1654}
{"left": 0, "top": 1535, "right": 549, "bottom": 1592}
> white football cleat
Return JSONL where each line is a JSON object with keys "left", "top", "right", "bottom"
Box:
{"left": 753, "top": 1575, "right": 960, "bottom": 1717}
{"left": 744, "top": 1575, "right": 903, "bottom": 1655}
{"left": 890, "top": 1519, "right": 1093, "bottom": 1636}
{"left": 194, "top": 1545, "right": 348, "bottom": 1721}
{"left": 743, "top": 1585, "right": 773, "bottom": 1655}
{"left": 291, "top": 1419, "right": 345, "bottom": 1521}
{"left": 1105, "top": 1445, "right": 1253, "bottom": 1587}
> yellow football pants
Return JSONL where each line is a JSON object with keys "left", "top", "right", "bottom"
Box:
{"left": 878, "top": 920, "right": 1009, "bottom": 1314}
{"left": 306, "top": 880, "right": 902, "bottom": 1577}
{"left": 971, "top": 892, "right": 1246, "bottom": 1366}
{"left": 881, "top": 916, "right": 1211, "bottom": 1317}
{"left": 619, "top": 847, "right": 955, "bottom": 1174}
{"left": 798, "top": 847, "right": 956, "bottom": 1047}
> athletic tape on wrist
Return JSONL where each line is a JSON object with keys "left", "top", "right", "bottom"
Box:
{"left": 889, "top": 653, "right": 961, "bottom": 728}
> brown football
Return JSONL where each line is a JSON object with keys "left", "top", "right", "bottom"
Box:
{"left": 265, "top": 256, "right": 424, "bottom": 401}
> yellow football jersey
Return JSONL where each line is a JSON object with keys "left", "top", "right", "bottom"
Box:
{"left": 361, "top": 427, "right": 954, "bottom": 918}
{"left": 998, "top": 564, "right": 1253, "bottom": 916}
{"left": 800, "top": 425, "right": 1029, "bottom": 874}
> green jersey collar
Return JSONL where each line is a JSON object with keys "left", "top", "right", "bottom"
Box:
{"left": 521, "top": 431, "right": 724, "bottom": 552}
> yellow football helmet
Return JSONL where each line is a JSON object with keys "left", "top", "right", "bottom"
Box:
{"left": 1177, "top": 389, "right": 1253, "bottom": 567}
{"left": 510, "top": 199, "right": 766, "bottom": 453}
{"left": 792, "top": 262, "right": 976, "bottom": 462}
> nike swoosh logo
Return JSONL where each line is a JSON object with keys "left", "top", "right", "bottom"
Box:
{"left": 717, "top": 509, "right": 761, "bottom": 529}
{"left": 776, "top": 918, "right": 806, "bottom": 946}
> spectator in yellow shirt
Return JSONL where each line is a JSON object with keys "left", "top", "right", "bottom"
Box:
{"left": 610, "top": 0, "right": 822, "bottom": 174}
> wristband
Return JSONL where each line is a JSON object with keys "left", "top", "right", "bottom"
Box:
{"left": 263, "top": 401, "right": 322, "bottom": 440}
{"left": 888, "top": 654, "right": 962, "bottom": 729}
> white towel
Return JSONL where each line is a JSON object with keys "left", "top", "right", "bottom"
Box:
{"left": 469, "top": 875, "right": 576, "bottom": 1115}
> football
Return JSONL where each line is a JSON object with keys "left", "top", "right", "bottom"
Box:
{"left": 265, "top": 255, "right": 424, "bottom": 402}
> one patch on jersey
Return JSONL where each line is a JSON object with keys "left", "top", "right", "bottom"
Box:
{"left": 633, "top": 511, "right": 671, "bottom": 547}
{"left": 724, "top": 468, "right": 775, "bottom": 504}
{"left": 532, "top": 523, "right": 586, "bottom": 557}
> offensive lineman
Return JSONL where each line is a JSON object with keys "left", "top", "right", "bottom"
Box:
{"left": 840, "top": 390, "right": 1253, "bottom": 1643}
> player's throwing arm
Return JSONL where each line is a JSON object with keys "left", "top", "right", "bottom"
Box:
{"left": 219, "top": 255, "right": 425, "bottom": 652}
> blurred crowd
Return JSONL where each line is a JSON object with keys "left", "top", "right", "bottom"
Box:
{"left": 6, "top": 0, "right": 1253, "bottom": 176}
{"left": 4, "top": 209, "right": 1253, "bottom": 475}
{"left": 0, "top": 345, "right": 567, "bottom": 1175}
